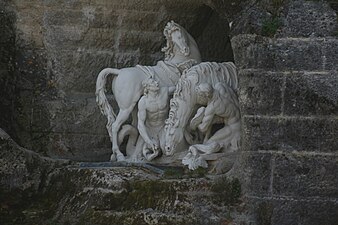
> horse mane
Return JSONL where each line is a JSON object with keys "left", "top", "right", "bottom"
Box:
{"left": 182, "top": 62, "right": 238, "bottom": 90}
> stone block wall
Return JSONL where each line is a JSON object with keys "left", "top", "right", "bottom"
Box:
{"left": 231, "top": 0, "right": 338, "bottom": 224}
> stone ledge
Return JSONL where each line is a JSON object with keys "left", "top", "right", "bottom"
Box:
{"left": 0, "top": 129, "right": 244, "bottom": 225}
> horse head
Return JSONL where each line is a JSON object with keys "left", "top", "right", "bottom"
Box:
{"left": 162, "top": 21, "right": 201, "bottom": 63}
{"left": 164, "top": 99, "right": 186, "bottom": 155}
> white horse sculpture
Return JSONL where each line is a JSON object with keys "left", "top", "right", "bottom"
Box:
{"left": 164, "top": 62, "right": 238, "bottom": 156}
{"left": 96, "top": 21, "right": 201, "bottom": 161}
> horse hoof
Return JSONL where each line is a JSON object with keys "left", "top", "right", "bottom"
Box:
{"left": 116, "top": 153, "right": 126, "bottom": 162}
{"left": 110, "top": 154, "right": 117, "bottom": 162}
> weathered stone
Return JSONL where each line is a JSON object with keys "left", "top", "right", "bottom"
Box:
{"left": 239, "top": 152, "right": 272, "bottom": 196}
{"left": 15, "top": 50, "right": 47, "bottom": 79}
{"left": 242, "top": 116, "right": 338, "bottom": 152}
{"left": 232, "top": 34, "right": 276, "bottom": 70}
{"left": 273, "top": 38, "right": 324, "bottom": 71}
{"left": 44, "top": 133, "right": 111, "bottom": 161}
{"left": 45, "top": 95, "right": 107, "bottom": 134}
{"left": 273, "top": 154, "right": 338, "bottom": 198}
{"left": 248, "top": 197, "right": 338, "bottom": 225}
{"left": 0, "top": 128, "right": 69, "bottom": 195}
{"left": 284, "top": 71, "right": 338, "bottom": 116}
{"left": 15, "top": 23, "right": 45, "bottom": 49}
{"left": 45, "top": 25, "right": 118, "bottom": 51}
{"left": 0, "top": 2, "right": 17, "bottom": 136}
{"left": 32, "top": 167, "right": 242, "bottom": 225}
{"left": 232, "top": 34, "right": 338, "bottom": 71}
{"left": 49, "top": 50, "right": 115, "bottom": 93}
{"left": 239, "top": 70, "right": 283, "bottom": 116}
{"left": 323, "top": 38, "right": 338, "bottom": 70}
{"left": 118, "top": 30, "right": 163, "bottom": 54}
{"left": 0, "top": 129, "right": 244, "bottom": 224}
{"left": 279, "top": 0, "right": 338, "bottom": 37}
{"left": 44, "top": 9, "right": 120, "bottom": 28}
{"left": 120, "top": 11, "right": 165, "bottom": 32}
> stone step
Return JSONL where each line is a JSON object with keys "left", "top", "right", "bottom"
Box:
{"left": 13, "top": 166, "right": 241, "bottom": 224}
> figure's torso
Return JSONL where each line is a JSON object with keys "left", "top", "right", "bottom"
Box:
{"left": 144, "top": 89, "right": 169, "bottom": 127}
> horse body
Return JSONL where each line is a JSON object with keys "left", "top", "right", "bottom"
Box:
{"left": 164, "top": 62, "right": 238, "bottom": 156}
{"left": 96, "top": 21, "right": 201, "bottom": 161}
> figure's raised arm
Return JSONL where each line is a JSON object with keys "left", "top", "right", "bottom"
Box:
{"left": 198, "top": 106, "right": 215, "bottom": 133}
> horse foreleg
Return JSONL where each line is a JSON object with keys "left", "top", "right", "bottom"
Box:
{"left": 111, "top": 106, "right": 134, "bottom": 161}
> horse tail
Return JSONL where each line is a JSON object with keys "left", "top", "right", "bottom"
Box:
{"left": 118, "top": 124, "right": 138, "bottom": 154}
{"left": 95, "top": 68, "right": 120, "bottom": 135}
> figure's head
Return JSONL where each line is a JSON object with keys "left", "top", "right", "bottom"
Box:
{"left": 162, "top": 21, "right": 190, "bottom": 59}
{"left": 196, "top": 83, "right": 213, "bottom": 105}
{"left": 142, "top": 77, "right": 159, "bottom": 95}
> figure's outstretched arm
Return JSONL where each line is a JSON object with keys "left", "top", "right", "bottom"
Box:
{"left": 137, "top": 98, "right": 154, "bottom": 147}
{"left": 190, "top": 107, "right": 205, "bottom": 130}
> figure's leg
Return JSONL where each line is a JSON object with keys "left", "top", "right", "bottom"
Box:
{"left": 207, "top": 122, "right": 240, "bottom": 151}
{"left": 130, "top": 136, "right": 144, "bottom": 162}
{"left": 206, "top": 126, "right": 232, "bottom": 144}
{"left": 111, "top": 106, "right": 134, "bottom": 161}
{"left": 191, "top": 142, "right": 221, "bottom": 155}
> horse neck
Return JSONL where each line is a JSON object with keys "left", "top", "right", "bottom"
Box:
{"left": 170, "top": 79, "right": 197, "bottom": 130}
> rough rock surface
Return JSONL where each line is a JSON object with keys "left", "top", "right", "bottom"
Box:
{"left": 0, "top": 129, "right": 244, "bottom": 225}
{"left": 0, "top": 1, "right": 17, "bottom": 137}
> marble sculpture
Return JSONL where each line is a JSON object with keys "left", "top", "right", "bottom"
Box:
{"left": 96, "top": 21, "right": 240, "bottom": 172}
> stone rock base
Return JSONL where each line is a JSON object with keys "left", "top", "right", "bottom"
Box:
{"left": 0, "top": 129, "right": 245, "bottom": 225}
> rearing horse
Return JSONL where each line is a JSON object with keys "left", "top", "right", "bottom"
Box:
{"left": 96, "top": 21, "right": 201, "bottom": 161}
{"left": 164, "top": 62, "right": 238, "bottom": 156}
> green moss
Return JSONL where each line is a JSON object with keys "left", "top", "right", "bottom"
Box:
{"left": 123, "top": 180, "right": 176, "bottom": 210}
{"left": 211, "top": 177, "right": 241, "bottom": 206}
{"left": 163, "top": 167, "right": 207, "bottom": 179}
{"left": 271, "top": 0, "right": 286, "bottom": 14}
{"left": 163, "top": 167, "right": 184, "bottom": 179}
{"left": 262, "top": 17, "right": 281, "bottom": 37}
{"left": 185, "top": 167, "right": 207, "bottom": 178}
